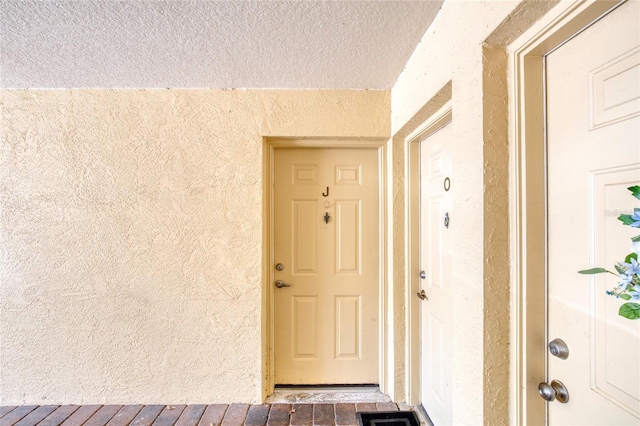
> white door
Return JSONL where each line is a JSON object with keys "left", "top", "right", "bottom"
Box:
{"left": 547, "top": 1, "right": 640, "bottom": 423}
{"left": 419, "top": 122, "right": 453, "bottom": 424}
{"left": 273, "top": 147, "right": 380, "bottom": 384}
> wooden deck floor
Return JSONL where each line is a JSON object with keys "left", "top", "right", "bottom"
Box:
{"left": 0, "top": 403, "right": 409, "bottom": 426}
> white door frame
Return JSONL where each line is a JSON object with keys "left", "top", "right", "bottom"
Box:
{"left": 262, "top": 138, "right": 388, "bottom": 400}
{"left": 405, "top": 104, "right": 452, "bottom": 406}
{"left": 510, "top": 0, "right": 625, "bottom": 423}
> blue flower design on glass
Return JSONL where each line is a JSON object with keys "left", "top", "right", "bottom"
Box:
{"left": 623, "top": 257, "right": 640, "bottom": 276}
{"left": 631, "top": 208, "right": 640, "bottom": 228}
{"left": 629, "top": 285, "right": 640, "bottom": 301}
{"left": 618, "top": 273, "right": 633, "bottom": 290}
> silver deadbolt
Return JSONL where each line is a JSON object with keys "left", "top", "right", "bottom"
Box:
{"left": 419, "top": 271, "right": 427, "bottom": 279}
{"left": 275, "top": 280, "right": 291, "bottom": 288}
{"left": 538, "top": 380, "right": 569, "bottom": 403}
{"left": 275, "top": 263, "right": 284, "bottom": 271}
{"left": 548, "top": 338, "right": 569, "bottom": 359}
{"left": 444, "top": 212, "right": 450, "bottom": 228}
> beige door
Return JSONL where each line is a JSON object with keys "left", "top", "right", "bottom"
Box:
{"left": 273, "top": 147, "right": 380, "bottom": 384}
{"left": 546, "top": 1, "right": 640, "bottom": 423}
{"left": 419, "top": 122, "right": 453, "bottom": 424}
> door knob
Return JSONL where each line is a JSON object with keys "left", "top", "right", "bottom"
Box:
{"left": 538, "top": 380, "right": 569, "bottom": 403}
{"left": 417, "top": 289, "right": 428, "bottom": 300}
{"left": 275, "top": 280, "right": 291, "bottom": 288}
{"left": 548, "top": 338, "right": 569, "bottom": 359}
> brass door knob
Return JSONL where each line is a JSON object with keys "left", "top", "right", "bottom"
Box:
{"left": 275, "top": 280, "right": 291, "bottom": 288}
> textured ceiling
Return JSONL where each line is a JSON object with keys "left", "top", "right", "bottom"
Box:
{"left": 1, "top": 0, "right": 443, "bottom": 89}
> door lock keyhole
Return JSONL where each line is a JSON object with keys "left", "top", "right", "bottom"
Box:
{"left": 324, "top": 212, "right": 331, "bottom": 224}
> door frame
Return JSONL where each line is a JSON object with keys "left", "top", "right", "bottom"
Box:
{"left": 405, "top": 105, "right": 452, "bottom": 406}
{"left": 262, "top": 137, "right": 388, "bottom": 400}
{"left": 509, "top": 0, "right": 625, "bottom": 423}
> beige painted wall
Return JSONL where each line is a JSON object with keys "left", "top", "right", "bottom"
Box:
{"left": 1, "top": 0, "right": 577, "bottom": 418}
{"left": 391, "top": 0, "right": 559, "bottom": 424}
{"left": 0, "top": 89, "right": 390, "bottom": 405}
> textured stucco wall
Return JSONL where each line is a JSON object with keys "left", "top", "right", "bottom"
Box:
{"left": 0, "top": 89, "right": 390, "bottom": 405}
{"left": 391, "top": 0, "right": 559, "bottom": 424}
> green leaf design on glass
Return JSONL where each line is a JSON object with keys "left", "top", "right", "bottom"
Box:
{"left": 618, "top": 302, "right": 640, "bottom": 320}
{"left": 629, "top": 185, "right": 640, "bottom": 200}
{"left": 619, "top": 214, "right": 636, "bottom": 226}
{"left": 578, "top": 267, "right": 615, "bottom": 275}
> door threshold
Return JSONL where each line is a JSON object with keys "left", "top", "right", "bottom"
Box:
{"left": 266, "top": 385, "right": 391, "bottom": 404}
{"left": 275, "top": 383, "right": 378, "bottom": 389}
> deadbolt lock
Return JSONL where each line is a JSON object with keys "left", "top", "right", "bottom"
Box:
{"left": 549, "top": 338, "right": 569, "bottom": 359}
{"left": 275, "top": 263, "right": 284, "bottom": 271}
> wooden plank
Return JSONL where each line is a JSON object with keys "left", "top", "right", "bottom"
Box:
{"left": 0, "top": 406, "right": 38, "bottom": 426}
{"left": 244, "top": 405, "right": 269, "bottom": 426}
{"left": 60, "top": 405, "right": 102, "bottom": 426}
{"left": 152, "top": 405, "right": 186, "bottom": 426}
{"left": 175, "top": 405, "right": 206, "bottom": 426}
{"left": 266, "top": 404, "right": 290, "bottom": 426}
{"left": 355, "top": 403, "right": 376, "bottom": 413}
{"left": 375, "top": 403, "right": 398, "bottom": 412}
{"left": 289, "top": 404, "right": 312, "bottom": 426}
{"left": 38, "top": 406, "right": 81, "bottom": 426}
{"left": 197, "top": 405, "right": 227, "bottom": 426}
{"left": 335, "top": 404, "right": 357, "bottom": 425}
{"left": 313, "top": 404, "right": 334, "bottom": 426}
{"left": 129, "top": 405, "right": 164, "bottom": 426}
{"left": 220, "top": 404, "right": 249, "bottom": 426}
{"left": 14, "top": 405, "right": 59, "bottom": 426}
{"left": 105, "top": 405, "right": 144, "bottom": 426}
{"left": 0, "top": 408, "right": 17, "bottom": 420}
{"left": 84, "top": 406, "right": 123, "bottom": 426}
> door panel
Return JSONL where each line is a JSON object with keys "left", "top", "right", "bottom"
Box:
{"left": 592, "top": 167, "right": 640, "bottom": 412}
{"left": 293, "top": 296, "right": 318, "bottom": 359}
{"left": 335, "top": 200, "right": 361, "bottom": 274}
{"left": 293, "top": 200, "right": 318, "bottom": 274}
{"left": 274, "top": 148, "right": 379, "bottom": 384}
{"left": 335, "top": 295, "right": 361, "bottom": 358}
{"left": 546, "top": 1, "right": 640, "bottom": 423}
{"left": 419, "top": 122, "right": 453, "bottom": 425}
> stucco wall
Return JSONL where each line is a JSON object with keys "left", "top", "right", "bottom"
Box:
{"left": 391, "top": 0, "right": 558, "bottom": 424}
{"left": 0, "top": 89, "right": 390, "bottom": 405}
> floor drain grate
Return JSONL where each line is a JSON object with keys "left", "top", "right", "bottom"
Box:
{"left": 357, "top": 411, "right": 420, "bottom": 426}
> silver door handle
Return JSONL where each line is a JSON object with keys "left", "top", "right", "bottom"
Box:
{"left": 275, "top": 280, "right": 291, "bottom": 288}
{"left": 538, "top": 380, "right": 569, "bottom": 403}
